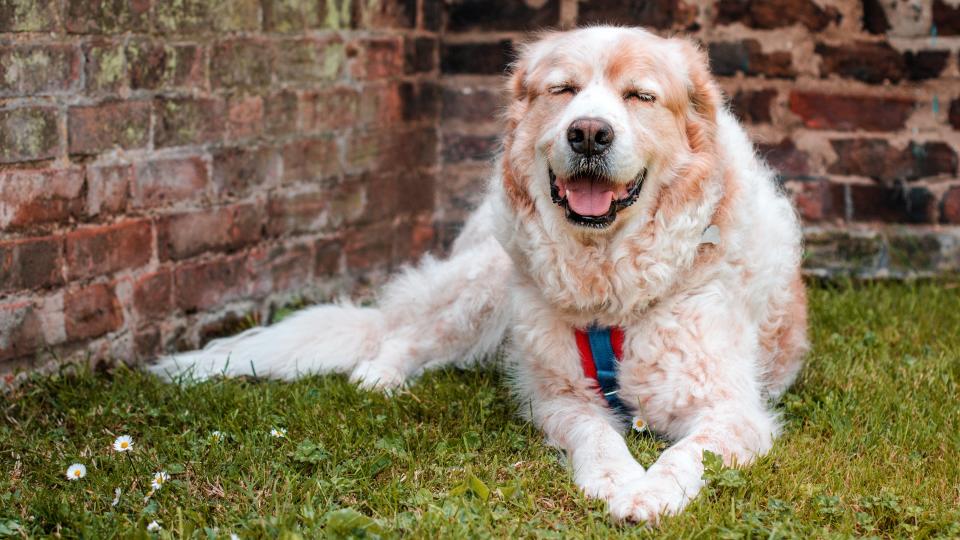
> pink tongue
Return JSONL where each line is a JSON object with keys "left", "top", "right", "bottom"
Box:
{"left": 565, "top": 178, "right": 615, "bottom": 216}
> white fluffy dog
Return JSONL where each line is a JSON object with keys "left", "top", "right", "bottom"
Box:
{"left": 151, "top": 26, "right": 808, "bottom": 523}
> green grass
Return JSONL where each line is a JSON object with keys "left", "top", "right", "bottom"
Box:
{"left": 1, "top": 282, "right": 959, "bottom": 539}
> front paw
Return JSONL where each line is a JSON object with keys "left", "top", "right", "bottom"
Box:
{"left": 349, "top": 361, "right": 408, "bottom": 391}
{"left": 607, "top": 475, "right": 688, "bottom": 525}
{"left": 574, "top": 460, "right": 646, "bottom": 502}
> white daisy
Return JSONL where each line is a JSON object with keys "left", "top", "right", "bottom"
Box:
{"left": 111, "top": 487, "right": 121, "bottom": 507}
{"left": 230, "top": 534, "right": 240, "bottom": 540}
{"left": 147, "top": 520, "right": 161, "bottom": 531}
{"left": 632, "top": 416, "right": 648, "bottom": 433}
{"left": 151, "top": 471, "right": 169, "bottom": 490}
{"left": 112, "top": 435, "right": 134, "bottom": 453}
{"left": 210, "top": 430, "right": 225, "bottom": 442}
{"left": 66, "top": 463, "right": 86, "bottom": 480}
{"left": 270, "top": 428, "right": 286, "bottom": 438}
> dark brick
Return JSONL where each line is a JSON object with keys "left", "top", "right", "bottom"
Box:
{"left": 400, "top": 81, "right": 441, "bottom": 122}
{"left": 357, "top": 83, "right": 403, "bottom": 126}
{"left": 709, "top": 40, "right": 795, "bottom": 79}
{"left": 730, "top": 89, "right": 776, "bottom": 124}
{"left": 315, "top": 238, "right": 343, "bottom": 276}
{"left": 950, "top": 99, "right": 960, "bottom": 130}
{"left": 848, "top": 183, "right": 918, "bottom": 223}
{"left": 262, "top": 0, "right": 324, "bottom": 32}
{"left": 905, "top": 186, "right": 937, "bottom": 223}
{"left": 816, "top": 41, "right": 904, "bottom": 84}
{"left": 133, "top": 270, "right": 173, "bottom": 322}
{"left": 132, "top": 156, "right": 209, "bottom": 209}
{"left": 66, "top": 0, "right": 150, "bottom": 34}
{"left": 758, "top": 138, "right": 810, "bottom": 178}
{"left": 85, "top": 163, "right": 131, "bottom": 217}
{"left": 349, "top": 37, "right": 404, "bottom": 80}
{"left": 275, "top": 38, "right": 345, "bottom": 84}
{"left": 157, "top": 204, "right": 263, "bottom": 261}
{"left": 862, "top": 0, "right": 890, "bottom": 34}
{"left": 64, "top": 283, "right": 123, "bottom": 341}
{"left": 83, "top": 41, "right": 126, "bottom": 94}
{"left": 174, "top": 255, "right": 249, "bottom": 312}
{"left": 579, "top": 0, "right": 696, "bottom": 29}
{"left": 0, "top": 237, "right": 63, "bottom": 293}
{"left": 264, "top": 90, "right": 299, "bottom": 135}
{"left": 442, "top": 86, "right": 502, "bottom": 123}
{"left": 0, "top": 0, "right": 58, "bottom": 32}
{"left": 442, "top": 41, "right": 513, "bottom": 75}
{"left": 405, "top": 37, "right": 437, "bottom": 74}
{"left": 346, "top": 127, "right": 437, "bottom": 172}
{"left": 0, "top": 107, "right": 59, "bottom": 163}
{"left": 155, "top": 97, "right": 226, "bottom": 148}
{"left": 0, "top": 168, "right": 84, "bottom": 229}
{"left": 903, "top": 50, "right": 949, "bottom": 81}
{"left": 68, "top": 100, "right": 150, "bottom": 154}
{"left": 134, "top": 326, "right": 161, "bottom": 358}
{"left": 212, "top": 146, "right": 281, "bottom": 197}
{"left": 422, "top": 0, "right": 442, "bottom": 30}
{"left": 716, "top": 0, "right": 839, "bottom": 31}
{"left": 442, "top": 133, "right": 499, "bottom": 163}
{"left": 0, "top": 45, "right": 81, "bottom": 96}
{"left": 155, "top": 0, "right": 259, "bottom": 34}
{"left": 127, "top": 42, "right": 204, "bottom": 90}
{"left": 281, "top": 137, "right": 339, "bottom": 183}
{"left": 933, "top": 0, "right": 960, "bottom": 35}
{"left": 786, "top": 179, "right": 845, "bottom": 222}
{"left": 449, "top": 0, "right": 559, "bottom": 31}
{"left": 0, "top": 300, "right": 48, "bottom": 362}
{"left": 211, "top": 39, "right": 274, "bottom": 89}
{"left": 828, "top": 139, "right": 957, "bottom": 183}
{"left": 942, "top": 187, "right": 960, "bottom": 224}
{"left": 789, "top": 92, "right": 914, "bottom": 131}
{"left": 66, "top": 220, "right": 152, "bottom": 280}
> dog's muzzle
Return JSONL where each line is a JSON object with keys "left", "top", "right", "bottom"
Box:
{"left": 549, "top": 168, "right": 645, "bottom": 229}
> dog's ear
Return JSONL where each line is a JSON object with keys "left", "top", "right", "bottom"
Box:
{"left": 675, "top": 39, "right": 721, "bottom": 154}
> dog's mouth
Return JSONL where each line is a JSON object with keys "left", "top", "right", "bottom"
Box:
{"left": 549, "top": 168, "right": 645, "bottom": 229}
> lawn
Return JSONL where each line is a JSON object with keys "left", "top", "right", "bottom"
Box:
{"left": 1, "top": 281, "right": 959, "bottom": 539}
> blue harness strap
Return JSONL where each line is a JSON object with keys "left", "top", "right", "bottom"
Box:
{"left": 577, "top": 324, "right": 630, "bottom": 416}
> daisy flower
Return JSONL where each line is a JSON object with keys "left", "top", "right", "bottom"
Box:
{"left": 112, "top": 435, "right": 134, "bottom": 453}
{"left": 230, "top": 534, "right": 240, "bottom": 540}
{"left": 210, "top": 430, "right": 225, "bottom": 442}
{"left": 111, "top": 487, "right": 121, "bottom": 507}
{"left": 147, "top": 520, "right": 161, "bottom": 531}
{"left": 632, "top": 416, "right": 647, "bottom": 433}
{"left": 66, "top": 463, "right": 86, "bottom": 480}
{"left": 270, "top": 428, "right": 286, "bottom": 438}
{"left": 151, "top": 471, "right": 169, "bottom": 491}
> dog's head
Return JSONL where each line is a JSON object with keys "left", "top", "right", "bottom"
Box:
{"left": 501, "top": 27, "right": 721, "bottom": 234}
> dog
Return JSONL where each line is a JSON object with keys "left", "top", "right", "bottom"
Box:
{"left": 150, "top": 26, "right": 808, "bottom": 524}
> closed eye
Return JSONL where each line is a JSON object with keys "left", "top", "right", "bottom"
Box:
{"left": 549, "top": 85, "right": 579, "bottom": 96}
{"left": 625, "top": 91, "right": 656, "bottom": 103}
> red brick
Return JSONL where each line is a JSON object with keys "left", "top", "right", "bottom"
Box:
{"left": 786, "top": 179, "right": 845, "bottom": 222}
{"left": 789, "top": 92, "right": 914, "bottom": 131}
{"left": 64, "top": 283, "right": 123, "bottom": 340}
{"left": 358, "top": 83, "right": 403, "bottom": 126}
{"left": 83, "top": 41, "right": 126, "bottom": 94}
{"left": 758, "top": 139, "right": 810, "bottom": 178}
{"left": 264, "top": 90, "right": 299, "bottom": 136}
{"left": 66, "top": 220, "right": 152, "bottom": 280}
{"left": 708, "top": 40, "right": 794, "bottom": 79}
{"left": 281, "top": 137, "right": 339, "bottom": 183}
{"left": 731, "top": 89, "right": 776, "bottom": 124}
{"left": 360, "top": 0, "right": 416, "bottom": 29}
{"left": 442, "top": 86, "right": 502, "bottom": 123}
{"left": 66, "top": 0, "right": 150, "bottom": 33}
{"left": 0, "top": 44, "right": 81, "bottom": 96}
{"left": 933, "top": 0, "right": 960, "bottom": 36}
{"left": 942, "top": 187, "right": 960, "bottom": 224}
{"left": 0, "top": 167, "right": 84, "bottom": 229}
{"left": 132, "top": 156, "right": 209, "bottom": 209}
{"left": 68, "top": 100, "right": 150, "bottom": 154}
{"left": 212, "top": 146, "right": 281, "bottom": 197}
{"left": 211, "top": 39, "right": 273, "bottom": 89}
{"left": 346, "top": 221, "right": 395, "bottom": 272}
{"left": 156, "top": 204, "right": 263, "bottom": 261}
{"left": 226, "top": 94, "right": 264, "bottom": 140}
{"left": 349, "top": 37, "right": 404, "bottom": 80}
{"left": 85, "top": 163, "right": 132, "bottom": 217}
{"left": 346, "top": 127, "right": 437, "bottom": 172}
{"left": 578, "top": 0, "right": 695, "bottom": 29}
{"left": 267, "top": 188, "right": 330, "bottom": 236}
{"left": 0, "top": 0, "right": 58, "bottom": 32}
{"left": 174, "top": 255, "right": 249, "bottom": 312}
{"left": 0, "top": 237, "right": 63, "bottom": 293}
{"left": 133, "top": 270, "right": 173, "bottom": 321}
{"left": 0, "top": 107, "right": 60, "bottom": 163}
{"left": 275, "top": 38, "right": 345, "bottom": 84}
{"left": 815, "top": 41, "right": 904, "bottom": 84}
{"left": 155, "top": 97, "right": 226, "bottom": 148}
{"left": 0, "top": 299, "right": 48, "bottom": 362}
{"left": 716, "top": 0, "right": 839, "bottom": 31}
{"left": 127, "top": 42, "right": 204, "bottom": 90}
{"left": 300, "top": 86, "right": 359, "bottom": 131}
{"left": 267, "top": 242, "right": 313, "bottom": 293}
{"left": 828, "top": 139, "right": 958, "bottom": 182}
{"left": 442, "top": 133, "right": 498, "bottom": 163}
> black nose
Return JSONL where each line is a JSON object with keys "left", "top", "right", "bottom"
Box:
{"left": 567, "top": 117, "right": 614, "bottom": 156}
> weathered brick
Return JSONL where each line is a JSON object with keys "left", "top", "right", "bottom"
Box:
{"left": 155, "top": 97, "right": 226, "bottom": 148}
{"left": 315, "top": 237, "right": 343, "bottom": 277}
{"left": 64, "top": 283, "right": 123, "bottom": 340}
{"left": 903, "top": 50, "right": 950, "bottom": 81}
{"left": 349, "top": 37, "right": 403, "bottom": 80}
{"left": 85, "top": 163, "right": 132, "bottom": 217}
{"left": 84, "top": 41, "right": 126, "bottom": 94}
{"left": 133, "top": 270, "right": 173, "bottom": 322}
{"left": 933, "top": 0, "right": 960, "bottom": 36}
{"left": 0, "top": 299, "right": 48, "bottom": 362}
{"left": 226, "top": 94, "right": 264, "bottom": 140}
{"left": 758, "top": 139, "right": 810, "bottom": 178}
{"left": 400, "top": 81, "right": 440, "bottom": 122}
{"left": 134, "top": 325, "right": 161, "bottom": 358}
{"left": 360, "top": 0, "right": 415, "bottom": 29}
{"left": 264, "top": 90, "right": 299, "bottom": 135}
{"left": 0, "top": 237, "right": 63, "bottom": 292}
{"left": 449, "top": 0, "right": 559, "bottom": 31}
{"left": 0, "top": 0, "right": 58, "bottom": 32}
{"left": 265, "top": 242, "right": 313, "bottom": 292}
{"left": 848, "top": 183, "right": 930, "bottom": 223}
{"left": 68, "top": 100, "right": 150, "bottom": 154}
{"left": 357, "top": 83, "right": 403, "bottom": 126}
{"left": 0, "top": 107, "right": 59, "bottom": 163}
{"left": 157, "top": 204, "right": 263, "bottom": 261}
{"left": 346, "top": 127, "right": 437, "bottom": 172}
{"left": 345, "top": 221, "right": 395, "bottom": 272}
{"left": 578, "top": 0, "right": 696, "bottom": 29}
{"left": 862, "top": 0, "right": 890, "bottom": 34}
{"left": 789, "top": 92, "right": 914, "bottom": 131}
{"left": 127, "top": 42, "right": 204, "bottom": 90}
{"left": 66, "top": 0, "right": 150, "bottom": 33}
{"left": 365, "top": 170, "right": 434, "bottom": 221}
{"left": 709, "top": 40, "right": 794, "bottom": 79}
{"left": 950, "top": 99, "right": 960, "bottom": 130}
{"left": 786, "top": 179, "right": 845, "bottom": 222}
{"left": 442, "top": 133, "right": 499, "bottom": 163}
{"left": 442, "top": 86, "right": 501, "bottom": 123}
{"left": 212, "top": 146, "right": 281, "bottom": 196}
{"left": 730, "top": 89, "right": 776, "bottom": 124}
{"left": 404, "top": 36, "right": 436, "bottom": 74}
{"left": 828, "top": 139, "right": 958, "bottom": 183}
{"left": 211, "top": 39, "right": 274, "bottom": 89}
{"left": 262, "top": 0, "right": 324, "bottom": 32}
{"left": 942, "top": 187, "right": 960, "bottom": 224}
{"left": 174, "top": 255, "right": 249, "bottom": 312}
{"left": 441, "top": 41, "right": 513, "bottom": 75}
{"left": 300, "top": 86, "right": 359, "bottom": 131}
{"left": 816, "top": 41, "right": 904, "bottom": 84}
{"left": 268, "top": 188, "right": 327, "bottom": 236}
{"left": 132, "top": 156, "right": 209, "bottom": 209}
{"left": 281, "top": 137, "right": 339, "bottom": 183}
{"left": 1, "top": 45, "right": 81, "bottom": 96}
{"left": 0, "top": 167, "right": 84, "bottom": 229}
{"left": 276, "top": 38, "right": 345, "bottom": 84}
{"left": 716, "top": 0, "right": 839, "bottom": 31}
{"left": 66, "top": 220, "right": 152, "bottom": 280}
{"left": 155, "top": 0, "right": 259, "bottom": 34}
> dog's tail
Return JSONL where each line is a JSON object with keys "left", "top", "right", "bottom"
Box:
{"left": 147, "top": 302, "right": 386, "bottom": 382}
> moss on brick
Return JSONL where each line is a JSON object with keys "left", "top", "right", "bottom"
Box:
{"left": 0, "top": 107, "right": 59, "bottom": 163}
{"left": 0, "top": 0, "right": 57, "bottom": 32}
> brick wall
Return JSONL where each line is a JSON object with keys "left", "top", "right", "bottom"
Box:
{"left": 2, "top": 0, "right": 960, "bottom": 374}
